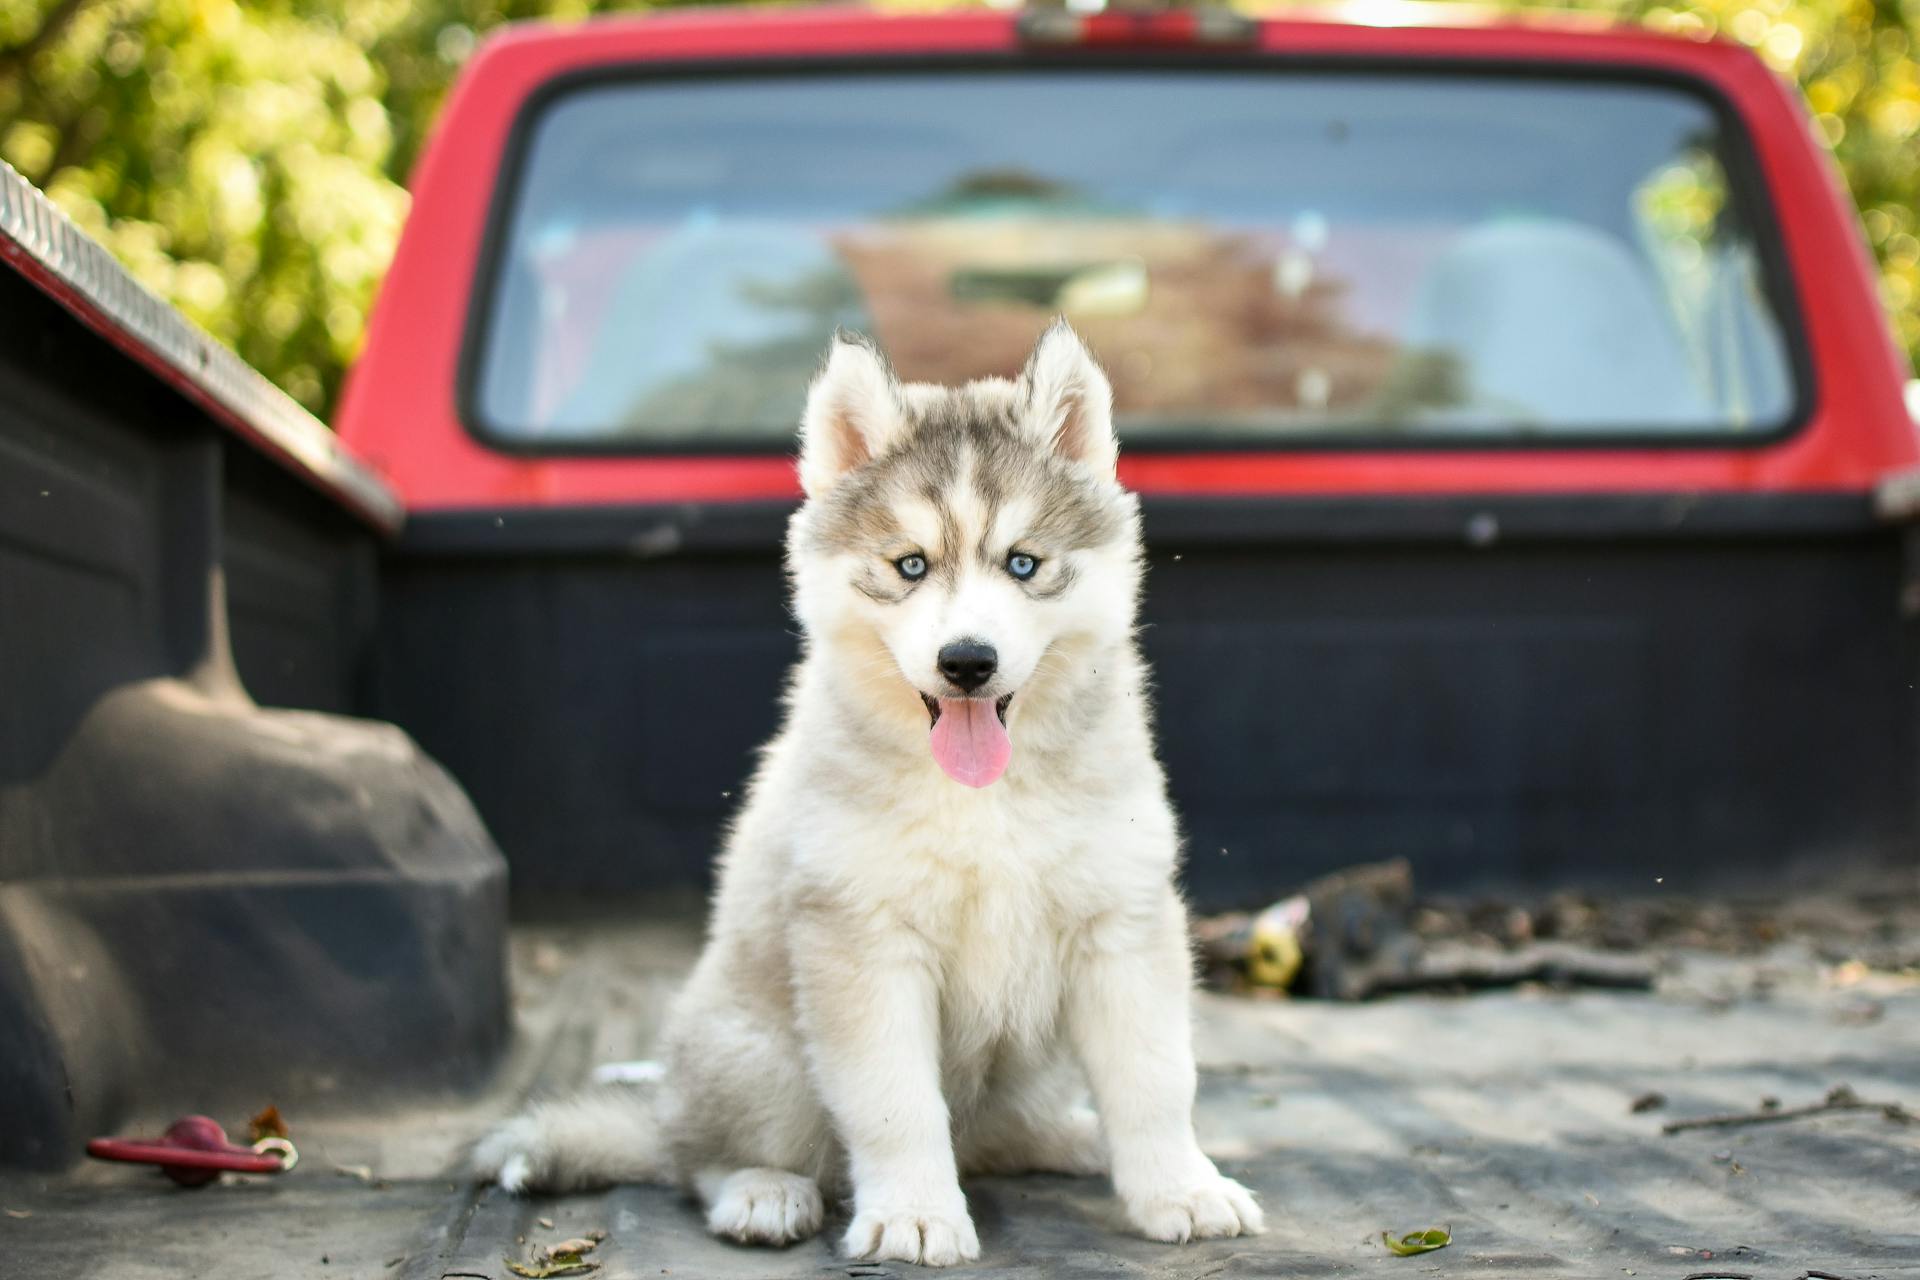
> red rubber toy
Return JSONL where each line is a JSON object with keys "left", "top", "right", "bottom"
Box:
{"left": 86, "top": 1115, "right": 297, "bottom": 1187}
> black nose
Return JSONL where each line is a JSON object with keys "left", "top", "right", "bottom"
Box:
{"left": 937, "top": 640, "right": 998, "bottom": 693}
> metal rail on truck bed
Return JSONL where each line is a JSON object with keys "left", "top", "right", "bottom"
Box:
{"left": 0, "top": 161, "right": 401, "bottom": 533}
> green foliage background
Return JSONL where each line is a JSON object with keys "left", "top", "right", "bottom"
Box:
{"left": 2, "top": 0, "right": 1915, "bottom": 418}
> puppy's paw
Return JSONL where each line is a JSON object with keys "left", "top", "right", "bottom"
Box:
{"left": 843, "top": 1202, "right": 981, "bottom": 1268}
{"left": 1127, "top": 1173, "right": 1265, "bottom": 1243}
{"left": 705, "top": 1168, "right": 824, "bottom": 1246}
{"left": 468, "top": 1089, "right": 661, "bottom": 1194}
{"left": 471, "top": 1116, "right": 547, "bottom": 1193}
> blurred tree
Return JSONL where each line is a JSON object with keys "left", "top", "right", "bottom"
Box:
{"left": 0, "top": 0, "right": 1914, "bottom": 417}
{"left": 0, "top": 0, "right": 632, "bottom": 411}
{"left": 4, "top": 0, "right": 397, "bottom": 409}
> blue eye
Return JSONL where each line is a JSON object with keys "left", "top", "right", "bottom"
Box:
{"left": 896, "top": 554, "right": 928, "bottom": 581}
{"left": 1007, "top": 552, "right": 1039, "bottom": 581}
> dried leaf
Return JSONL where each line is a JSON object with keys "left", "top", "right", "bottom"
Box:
{"left": 247, "top": 1105, "right": 289, "bottom": 1142}
{"left": 543, "top": 1238, "right": 600, "bottom": 1260}
{"left": 504, "top": 1256, "right": 599, "bottom": 1278}
{"left": 1381, "top": 1226, "right": 1452, "bottom": 1256}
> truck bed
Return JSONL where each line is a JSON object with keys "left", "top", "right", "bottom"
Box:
{"left": 6, "top": 901, "right": 1915, "bottom": 1280}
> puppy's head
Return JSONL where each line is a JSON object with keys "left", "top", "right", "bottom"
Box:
{"left": 789, "top": 322, "right": 1141, "bottom": 788}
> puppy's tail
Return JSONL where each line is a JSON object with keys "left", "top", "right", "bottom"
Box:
{"left": 471, "top": 1081, "right": 668, "bottom": 1194}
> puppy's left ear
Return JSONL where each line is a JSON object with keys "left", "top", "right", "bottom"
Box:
{"left": 1021, "top": 321, "right": 1117, "bottom": 478}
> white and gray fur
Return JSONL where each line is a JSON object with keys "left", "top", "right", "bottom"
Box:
{"left": 473, "top": 322, "right": 1263, "bottom": 1266}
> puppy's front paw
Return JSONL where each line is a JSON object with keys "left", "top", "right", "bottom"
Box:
{"left": 706, "top": 1168, "right": 824, "bottom": 1246}
{"left": 1127, "top": 1173, "right": 1265, "bottom": 1243}
{"left": 843, "top": 1202, "right": 981, "bottom": 1268}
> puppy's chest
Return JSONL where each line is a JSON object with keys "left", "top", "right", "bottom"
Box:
{"left": 909, "top": 873, "right": 1073, "bottom": 1054}
{"left": 841, "top": 792, "right": 1112, "bottom": 1047}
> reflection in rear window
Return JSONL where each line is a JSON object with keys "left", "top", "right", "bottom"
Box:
{"left": 470, "top": 70, "right": 1798, "bottom": 448}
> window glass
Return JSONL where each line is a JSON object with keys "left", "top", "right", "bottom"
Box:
{"left": 471, "top": 71, "right": 1798, "bottom": 447}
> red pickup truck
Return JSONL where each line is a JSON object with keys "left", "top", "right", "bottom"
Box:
{"left": 3, "top": 5, "right": 1916, "bottom": 1277}
{"left": 338, "top": 2, "right": 1919, "bottom": 902}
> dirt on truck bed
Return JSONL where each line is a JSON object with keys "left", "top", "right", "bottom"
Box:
{"left": 5, "top": 896, "right": 1916, "bottom": 1280}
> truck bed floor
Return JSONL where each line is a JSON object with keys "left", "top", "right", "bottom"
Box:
{"left": 5, "top": 905, "right": 1915, "bottom": 1279}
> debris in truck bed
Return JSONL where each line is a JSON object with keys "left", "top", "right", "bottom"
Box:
{"left": 1661, "top": 1084, "right": 1914, "bottom": 1135}
{"left": 540, "top": 1232, "right": 606, "bottom": 1258}
{"left": 506, "top": 1228, "right": 609, "bottom": 1277}
{"left": 1291, "top": 859, "right": 1420, "bottom": 1000}
{"left": 1192, "top": 897, "right": 1308, "bottom": 990}
{"left": 1198, "top": 858, "right": 1420, "bottom": 998}
{"left": 1200, "top": 865, "right": 1920, "bottom": 1001}
{"left": 1418, "top": 889, "right": 1920, "bottom": 969}
{"left": 505, "top": 1257, "right": 598, "bottom": 1277}
{"left": 247, "top": 1105, "right": 289, "bottom": 1142}
{"left": 1371, "top": 940, "right": 1654, "bottom": 995}
{"left": 1200, "top": 859, "right": 1651, "bottom": 998}
{"left": 1380, "top": 1225, "right": 1452, "bottom": 1256}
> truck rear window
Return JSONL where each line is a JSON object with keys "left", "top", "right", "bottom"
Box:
{"left": 468, "top": 69, "right": 1800, "bottom": 450}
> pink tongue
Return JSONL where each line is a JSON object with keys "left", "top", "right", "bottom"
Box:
{"left": 929, "top": 698, "right": 1011, "bottom": 788}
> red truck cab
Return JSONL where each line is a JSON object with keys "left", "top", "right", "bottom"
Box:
{"left": 341, "top": 4, "right": 1916, "bottom": 508}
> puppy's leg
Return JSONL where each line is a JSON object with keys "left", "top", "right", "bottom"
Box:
{"left": 658, "top": 989, "right": 838, "bottom": 1245}
{"left": 695, "top": 1166, "right": 824, "bottom": 1246}
{"left": 472, "top": 1086, "right": 664, "bottom": 1193}
{"left": 792, "top": 916, "right": 979, "bottom": 1268}
{"left": 1066, "top": 893, "right": 1264, "bottom": 1243}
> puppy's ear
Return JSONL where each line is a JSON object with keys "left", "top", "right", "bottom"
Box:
{"left": 798, "top": 332, "right": 907, "bottom": 498}
{"left": 1020, "top": 320, "right": 1117, "bottom": 478}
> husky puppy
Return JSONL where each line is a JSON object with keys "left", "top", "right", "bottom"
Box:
{"left": 474, "top": 322, "right": 1263, "bottom": 1266}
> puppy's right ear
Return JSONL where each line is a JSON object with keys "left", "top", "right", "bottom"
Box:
{"left": 798, "top": 332, "right": 906, "bottom": 498}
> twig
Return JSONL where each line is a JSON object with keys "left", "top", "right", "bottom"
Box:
{"left": 1662, "top": 1085, "right": 1912, "bottom": 1135}
{"left": 1681, "top": 1273, "right": 1751, "bottom": 1280}
{"left": 1795, "top": 1272, "right": 1853, "bottom": 1280}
